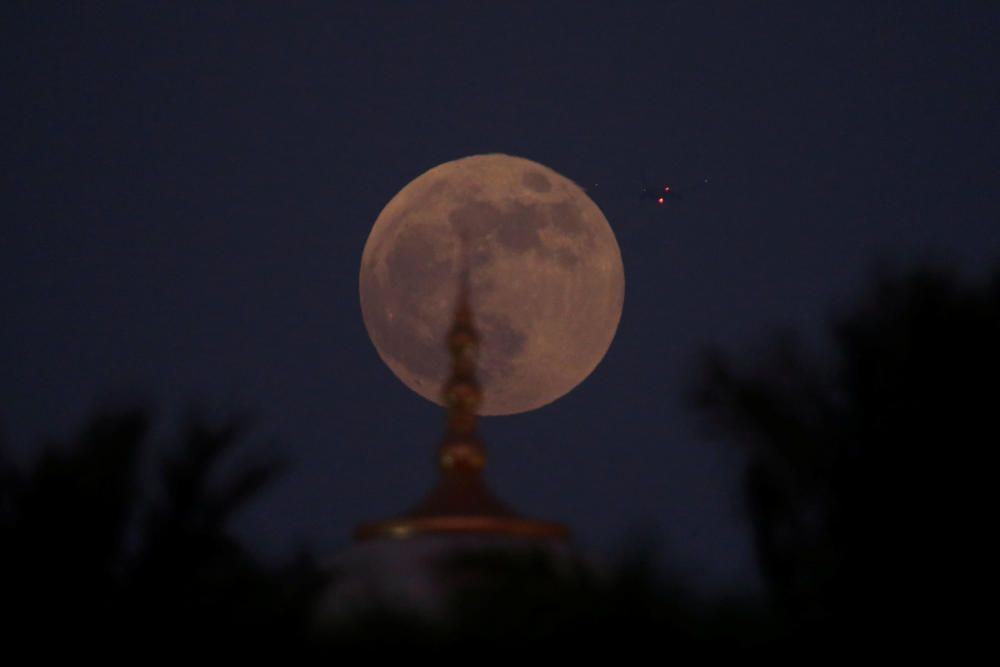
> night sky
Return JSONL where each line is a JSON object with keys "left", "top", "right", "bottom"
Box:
{"left": 3, "top": 2, "right": 999, "bottom": 593}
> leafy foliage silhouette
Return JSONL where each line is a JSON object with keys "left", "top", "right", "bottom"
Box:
{"left": 315, "top": 544, "right": 774, "bottom": 653}
{"left": 690, "top": 264, "right": 999, "bottom": 648}
{"left": 437, "top": 546, "right": 773, "bottom": 651}
{"left": 0, "top": 409, "right": 325, "bottom": 651}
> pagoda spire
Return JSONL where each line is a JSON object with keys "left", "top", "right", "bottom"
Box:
{"left": 354, "top": 260, "right": 567, "bottom": 541}
{"left": 438, "top": 266, "right": 486, "bottom": 473}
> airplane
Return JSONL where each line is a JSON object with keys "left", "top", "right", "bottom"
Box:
{"left": 639, "top": 178, "right": 709, "bottom": 206}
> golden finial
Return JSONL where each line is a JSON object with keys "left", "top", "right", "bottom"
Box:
{"left": 438, "top": 263, "right": 486, "bottom": 472}
{"left": 354, "top": 251, "right": 568, "bottom": 541}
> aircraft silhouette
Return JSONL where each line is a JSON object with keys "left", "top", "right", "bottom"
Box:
{"left": 639, "top": 178, "right": 709, "bottom": 206}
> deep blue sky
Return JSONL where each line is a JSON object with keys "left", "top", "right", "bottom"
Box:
{"left": 3, "top": 1, "right": 998, "bottom": 593}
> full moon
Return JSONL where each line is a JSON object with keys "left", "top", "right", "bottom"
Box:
{"left": 359, "top": 154, "right": 624, "bottom": 415}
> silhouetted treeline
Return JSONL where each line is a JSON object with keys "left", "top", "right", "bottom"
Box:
{"left": 2, "top": 262, "right": 995, "bottom": 652}
{"left": 691, "top": 263, "right": 999, "bottom": 650}
{"left": 316, "top": 545, "right": 776, "bottom": 652}
{"left": 0, "top": 410, "right": 325, "bottom": 652}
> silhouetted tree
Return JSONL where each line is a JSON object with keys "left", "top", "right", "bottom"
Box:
{"left": 691, "top": 264, "right": 1000, "bottom": 648}
{"left": 316, "top": 543, "right": 777, "bottom": 652}
{"left": 0, "top": 408, "right": 326, "bottom": 652}
{"left": 440, "top": 547, "right": 732, "bottom": 650}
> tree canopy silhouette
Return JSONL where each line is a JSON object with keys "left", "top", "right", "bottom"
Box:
{"left": 691, "top": 264, "right": 999, "bottom": 648}
{"left": 0, "top": 408, "right": 325, "bottom": 651}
